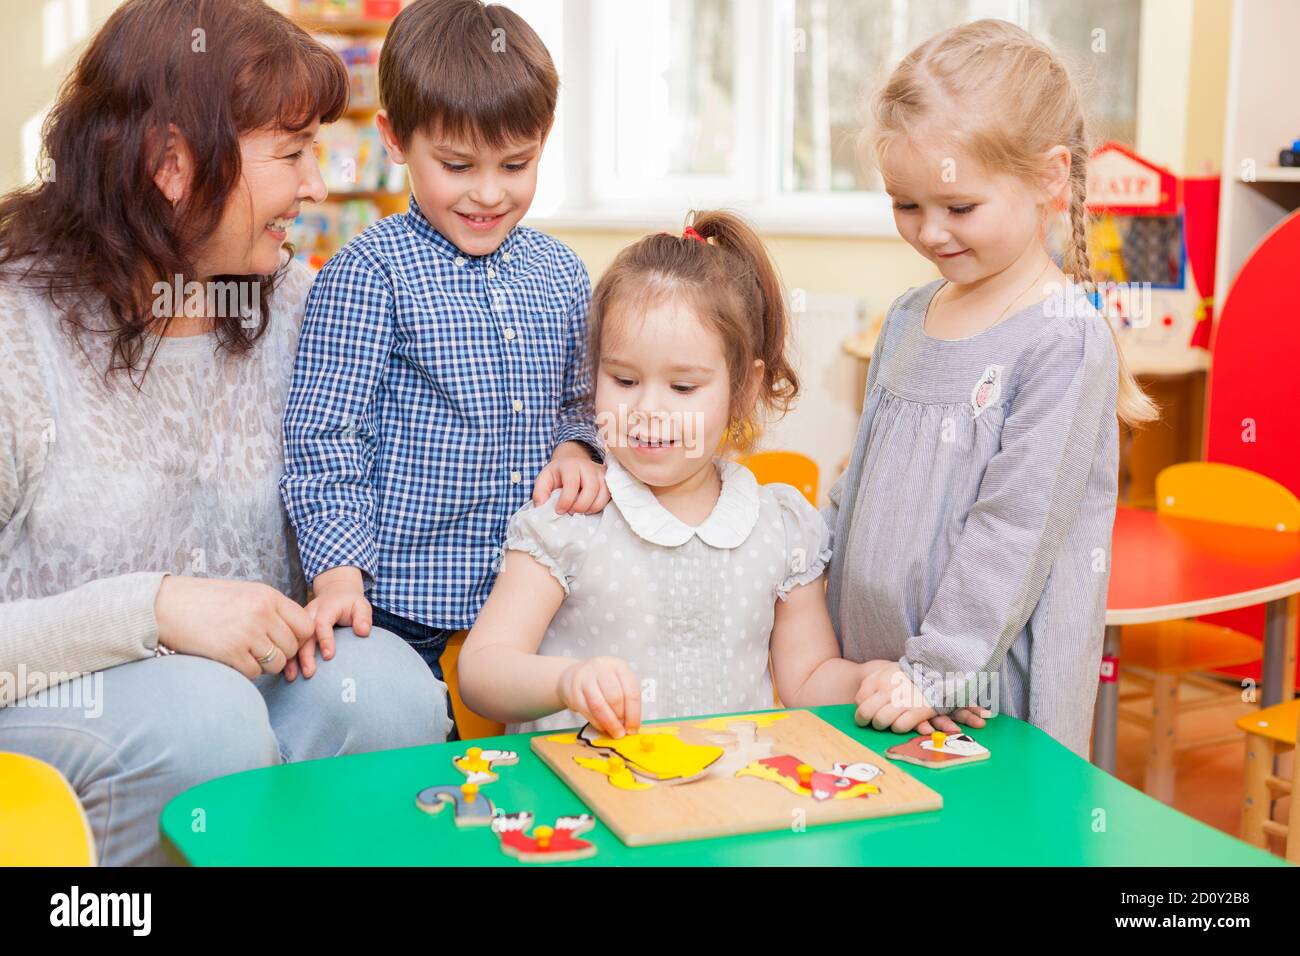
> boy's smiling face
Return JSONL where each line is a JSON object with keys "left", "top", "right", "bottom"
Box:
{"left": 377, "top": 114, "right": 545, "bottom": 257}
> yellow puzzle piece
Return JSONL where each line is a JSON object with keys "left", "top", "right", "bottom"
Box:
{"left": 589, "top": 731, "right": 723, "bottom": 781}
{"left": 574, "top": 754, "right": 653, "bottom": 791}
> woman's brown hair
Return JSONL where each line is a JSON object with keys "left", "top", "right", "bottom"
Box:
{"left": 0, "top": 0, "right": 348, "bottom": 380}
{"left": 589, "top": 210, "right": 799, "bottom": 455}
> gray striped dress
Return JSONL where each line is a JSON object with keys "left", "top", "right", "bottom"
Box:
{"left": 823, "top": 279, "right": 1119, "bottom": 757}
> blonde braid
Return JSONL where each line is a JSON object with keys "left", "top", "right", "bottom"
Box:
{"left": 1065, "top": 145, "right": 1158, "bottom": 426}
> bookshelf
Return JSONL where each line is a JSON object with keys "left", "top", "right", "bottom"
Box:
{"left": 290, "top": 1, "right": 411, "bottom": 267}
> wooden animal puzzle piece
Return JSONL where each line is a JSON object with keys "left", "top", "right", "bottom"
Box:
{"left": 415, "top": 782, "right": 497, "bottom": 826}
{"left": 452, "top": 747, "right": 518, "bottom": 784}
{"left": 693, "top": 712, "right": 791, "bottom": 731}
{"left": 573, "top": 754, "right": 652, "bottom": 791}
{"left": 492, "top": 812, "right": 597, "bottom": 863}
{"left": 885, "top": 732, "right": 990, "bottom": 769}
{"left": 736, "top": 755, "right": 882, "bottom": 801}
{"left": 578, "top": 723, "right": 720, "bottom": 782}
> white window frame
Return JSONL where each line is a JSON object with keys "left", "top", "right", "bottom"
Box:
{"left": 527, "top": 0, "right": 1138, "bottom": 237}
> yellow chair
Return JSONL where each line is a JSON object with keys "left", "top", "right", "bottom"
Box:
{"left": 439, "top": 631, "right": 507, "bottom": 740}
{"left": 1120, "top": 463, "right": 1300, "bottom": 804}
{"left": 740, "top": 451, "right": 819, "bottom": 506}
{"left": 1237, "top": 698, "right": 1299, "bottom": 862}
{"left": 0, "top": 753, "right": 95, "bottom": 866}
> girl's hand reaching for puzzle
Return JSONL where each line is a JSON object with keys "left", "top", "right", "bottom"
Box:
{"left": 853, "top": 660, "right": 937, "bottom": 734}
{"left": 559, "top": 656, "right": 642, "bottom": 738}
{"left": 854, "top": 661, "right": 994, "bottom": 735}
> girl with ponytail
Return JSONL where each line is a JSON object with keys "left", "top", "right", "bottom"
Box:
{"left": 459, "top": 210, "right": 871, "bottom": 736}
{"left": 829, "top": 19, "right": 1149, "bottom": 757}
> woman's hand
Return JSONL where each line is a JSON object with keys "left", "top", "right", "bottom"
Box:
{"left": 558, "top": 656, "right": 642, "bottom": 738}
{"left": 153, "top": 575, "right": 314, "bottom": 679}
{"left": 284, "top": 566, "right": 372, "bottom": 681}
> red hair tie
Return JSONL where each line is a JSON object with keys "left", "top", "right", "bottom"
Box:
{"left": 682, "top": 226, "right": 707, "bottom": 244}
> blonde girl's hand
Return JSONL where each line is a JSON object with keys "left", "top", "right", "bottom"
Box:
{"left": 853, "top": 660, "right": 938, "bottom": 733}
{"left": 532, "top": 441, "right": 610, "bottom": 515}
{"left": 928, "top": 706, "right": 994, "bottom": 735}
{"left": 558, "top": 656, "right": 642, "bottom": 738}
{"left": 854, "top": 661, "right": 993, "bottom": 735}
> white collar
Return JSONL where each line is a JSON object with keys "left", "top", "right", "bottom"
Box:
{"left": 604, "top": 455, "right": 761, "bottom": 549}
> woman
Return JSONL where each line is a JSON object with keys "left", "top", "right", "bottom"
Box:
{"left": 0, "top": 0, "right": 451, "bottom": 866}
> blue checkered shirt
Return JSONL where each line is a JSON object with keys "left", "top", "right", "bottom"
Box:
{"left": 280, "top": 196, "right": 600, "bottom": 629}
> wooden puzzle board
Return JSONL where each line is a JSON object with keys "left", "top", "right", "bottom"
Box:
{"left": 531, "top": 710, "right": 942, "bottom": 847}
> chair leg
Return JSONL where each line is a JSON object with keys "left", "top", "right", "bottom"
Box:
{"left": 1144, "top": 673, "right": 1178, "bottom": 803}
{"left": 1287, "top": 749, "right": 1299, "bottom": 865}
{"left": 1241, "top": 734, "right": 1274, "bottom": 849}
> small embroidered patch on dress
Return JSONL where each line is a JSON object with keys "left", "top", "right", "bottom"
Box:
{"left": 970, "top": 364, "right": 1004, "bottom": 418}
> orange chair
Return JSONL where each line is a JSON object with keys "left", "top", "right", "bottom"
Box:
{"left": 1120, "top": 463, "right": 1300, "bottom": 804}
{"left": 1237, "top": 698, "right": 1299, "bottom": 862}
{"left": 438, "top": 631, "right": 507, "bottom": 740}
{"left": 0, "top": 753, "right": 95, "bottom": 865}
{"left": 740, "top": 451, "right": 819, "bottom": 506}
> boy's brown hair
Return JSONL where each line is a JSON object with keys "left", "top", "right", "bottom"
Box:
{"left": 379, "top": 0, "right": 558, "bottom": 150}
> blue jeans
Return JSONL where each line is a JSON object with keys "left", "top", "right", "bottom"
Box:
{"left": 0, "top": 626, "right": 451, "bottom": 865}
{"left": 370, "top": 606, "right": 459, "bottom": 740}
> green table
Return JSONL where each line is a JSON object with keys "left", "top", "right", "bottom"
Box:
{"left": 161, "top": 705, "right": 1285, "bottom": 866}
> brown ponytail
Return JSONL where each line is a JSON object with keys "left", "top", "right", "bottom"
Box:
{"left": 589, "top": 209, "right": 798, "bottom": 454}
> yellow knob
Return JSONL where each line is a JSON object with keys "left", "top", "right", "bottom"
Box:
{"left": 535, "top": 825, "right": 554, "bottom": 849}
{"left": 931, "top": 731, "right": 947, "bottom": 751}
{"left": 462, "top": 783, "right": 478, "bottom": 802}
{"left": 796, "top": 764, "right": 814, "bottom": 788}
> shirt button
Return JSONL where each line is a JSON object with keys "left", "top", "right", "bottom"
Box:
{"left": 510, "top": 471, "right": 522, "bottom": 484}
{"left": 512, "top": 399, "right": 523, "bottom": 412}
{"left": 487, "top": 266, "right": 497, "bottom": 279}
{"left": 503, "top": 252, "right": 512, "bottom": 262}
{"left": 504, "top": 328, "right": 516, "bottom": 341}
{"left": 454, "top": 256, "right": 466, "bottom": 267}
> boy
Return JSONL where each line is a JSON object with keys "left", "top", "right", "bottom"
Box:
{"left": 279, "top": 0, "right": 606, "bottom": 717}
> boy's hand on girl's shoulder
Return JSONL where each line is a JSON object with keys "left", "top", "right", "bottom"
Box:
{"left": 558, "top": 655, "right": 642, "bottom": 739}
{"left": 533, "top": 440, "right": 610, "bottom": 516}
{"left": 284, "top": 566, "right": 373, "bottom": 682}
{"left": 852, "top": 659, "right": 991, "bottom": 735}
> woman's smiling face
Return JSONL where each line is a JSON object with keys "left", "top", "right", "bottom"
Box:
{"left": 194, "top": 121, "right": 328, "bottom": 278}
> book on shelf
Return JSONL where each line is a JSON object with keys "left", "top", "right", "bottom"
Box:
{"left": 295, "top": 0, "right": 403, "bottom": 20}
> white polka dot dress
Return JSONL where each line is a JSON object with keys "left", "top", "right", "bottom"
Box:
{"left": 503, "top": 456, "right": 831, "bottom": 734}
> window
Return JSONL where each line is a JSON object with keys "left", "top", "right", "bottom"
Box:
{"left": 518, "top": 0, "right": 1143, "bottom": 233}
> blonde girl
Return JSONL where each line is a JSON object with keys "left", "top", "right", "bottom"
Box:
{"left": 832, "top": 19, "right": 1156, "bottom": 756}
